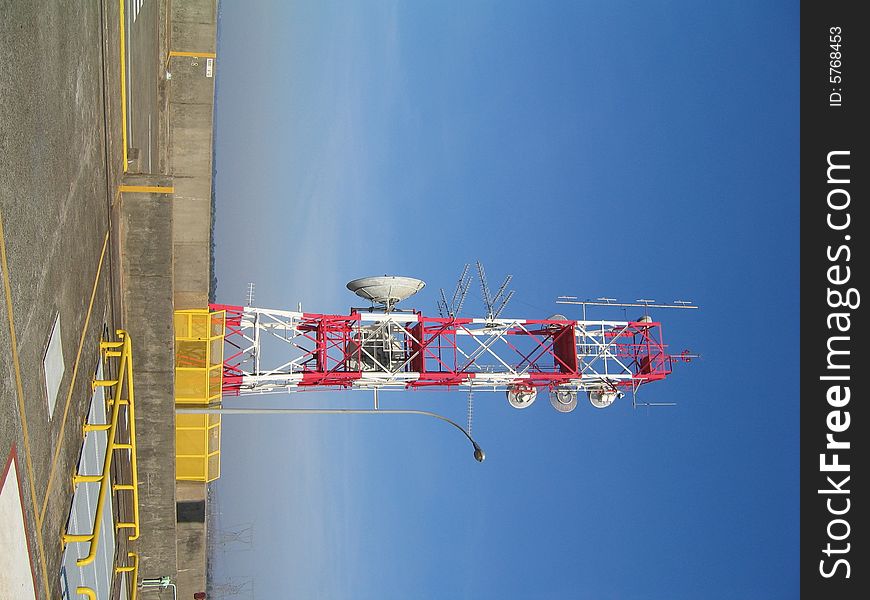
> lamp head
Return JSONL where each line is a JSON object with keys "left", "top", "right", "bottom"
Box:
{"left": 473, "top": 445, "right": 486, "bottom": 463}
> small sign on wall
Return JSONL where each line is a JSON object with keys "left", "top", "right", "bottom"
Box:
{"left": 206, "top": 58, "right": 214, "bottom": 78}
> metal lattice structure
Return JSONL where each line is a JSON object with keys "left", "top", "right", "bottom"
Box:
{"left": 210, "top": 303, "right": 683, "bottom": 404}
{"left": 209, "top": 577, "right": 254, "bottom": 600}
{"left": 209, "top": 522, "right": 254, "bottom": 553}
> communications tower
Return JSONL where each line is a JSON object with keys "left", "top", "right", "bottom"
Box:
{"left": 208, "top": 268, "right": 695, "bottom": 412}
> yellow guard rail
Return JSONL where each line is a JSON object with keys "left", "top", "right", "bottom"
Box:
{"left": 174, "top": 308, "right": 224, "bottom": 481}
{"left": 115, "top": 551, "right": 140, "bottom": 600}
{"left": 62, "top": 330, "right": 140, "bottom": 566}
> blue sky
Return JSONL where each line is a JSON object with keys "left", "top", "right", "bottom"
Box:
{"left": 211, "top": 2, "right": 799, "bottom": 598}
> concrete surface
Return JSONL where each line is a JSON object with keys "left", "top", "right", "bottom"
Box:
{"left": 166, "top": 3, "right": 218, "bottom": 597}
{"left": 119, "top": 185, "right": 179, "bottom": 589}
{"left": 176, "top": 481, "right": 208, "bottom": 597}
{"left": 1, "top": 1, "right": 122, "bottom": 596}
{"left": 167, "top": 0, "right": 217, "bottom": 314}
{"left": 170, "top": 0, "right": 218, "bottom": 53}
{"left": 125, "top": 0, "right": 161, "bottom": 175}
{"left": 2, "top": 0, "right": 219, "bottom": 596}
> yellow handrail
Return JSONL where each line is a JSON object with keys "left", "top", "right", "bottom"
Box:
{"left": 113, "top": 338, "right": 140, "bottom": 541}
{"left": 62, "top": 330, "right": 140, "bottom": 566}
{"left": 116, "top": 552, "right": 139, "bottom": 600}
{"left": 76, "top": 587, "right": 96, "bottom": 599}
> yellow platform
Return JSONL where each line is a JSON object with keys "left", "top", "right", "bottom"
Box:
{"left": 176, "top": 412, "right": 221, "bottom": 482}
{"left": 174, "top": 309, "right": 224, "bottom": 481}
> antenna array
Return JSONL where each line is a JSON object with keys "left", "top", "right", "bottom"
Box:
{"left": 438, "top": 264, "right": 472, "bottom": 317}
{"left": 206, "top": 274, "right": 696, "bottom": 413}
{"left": 438, "top": 261, "right": 514, "bottom": 319}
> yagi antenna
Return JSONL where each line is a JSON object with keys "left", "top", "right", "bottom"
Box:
{"left": 245, "top": 282, "right": 256, "bottom": 307}
{"left": 476, "top": 261, "right": 515, "bottom": 320}
{"left": 454, "top": 265, "right": 473, "bottom": 316}
{"left": 439, "top": 262, "right": 515, "bottom": 319}
{"left": 492, "top": 274, "right": 513, "bottom": 307}
{"left": 466, "top": 388, "right": 474, "bottom": 436}
{"left": 455, "top": 268, "right": 473, "bottom": 316}
{"left": 439, "top": 264, "right": 473, "bottom": 318}
{"left": 628, "top": 386, "right": 676, "bottom": 410}
{"left": 491, "top": 276, "right": 514, "bottom": 318}
{"left": 437, "top": 288, "right": 450, "bottom": 318}
{"left": 493, "top": 290, "right": 515, "bottom": 319}
{"left": 556, "top": 297, "right": 699, "bottom": 310}
{"left": 476, "top": 261, "right": 494, "bottom": 318}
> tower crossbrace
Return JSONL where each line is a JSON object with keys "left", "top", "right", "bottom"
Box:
{"left": 211, "top": 304, "right": 674, "bottom": 397}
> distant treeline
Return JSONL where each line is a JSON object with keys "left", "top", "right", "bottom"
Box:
{"left": 209, "top": 25, "right": 221, "bottom": 305}
{"left": 209, "top": 167, "right": 217, "bottom": 303}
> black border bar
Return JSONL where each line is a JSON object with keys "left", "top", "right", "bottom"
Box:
{"left": 801, "top": 2, "right": 867, "bottom": 596}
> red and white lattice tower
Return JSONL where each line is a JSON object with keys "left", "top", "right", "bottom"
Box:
{"left": 210, "top": 275, "right": 693, "bottom": 411}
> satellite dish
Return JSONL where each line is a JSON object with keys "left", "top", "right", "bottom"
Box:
{"left": 346, "top": 276, "right": 425, "bottom": 308}
{"left": 545, "top": 314, "right": 569, "bottom": 330}
{"left": 506, "top": 383, "right": 537, "bottom": 409}
{"left": 588, "top": 388, "right": 623, "bottom": 409}
{"left": 549, "top": 389, "right": 578, "bottom": 413}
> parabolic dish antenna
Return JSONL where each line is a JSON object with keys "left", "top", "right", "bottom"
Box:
{"left": 549, "top": 389, "right": 578, "bottom": 413}
{"left": 347, "top": 276, "right": 426, "bottom": 308}
{"left": 588, "top": 389, "right": 623, "bottom": 409}
{"left": 545, "top": 314, "right": 569, "bottom": 329}
{"left": 506, "top": 383, "right": 537, "bottom": 409}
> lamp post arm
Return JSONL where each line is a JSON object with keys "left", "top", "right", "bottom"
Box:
{"left": 176, "top": 407, "right": 485, "bottom": 462}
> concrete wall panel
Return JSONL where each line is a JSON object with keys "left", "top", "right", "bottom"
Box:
{"left": 171, "top": 0, "right": 217, "bottom": 26}
{"left": 168, "top": 57, "right": 216, "bottom": 104}
{"left": 120, "top": 193, "right": 178, "bottom": 579}
{"left": 172, "top": 174, "right": 212, "bottom": 199}
{"left": 171, "top": 21, "right": 217, "bottom": 53}
{"left": 173, "top": 241, "right": 210, "bottom": 313}
{"left": 172, "top": 197, "right": 211, "bottom": 245}
{"left": 169, "top": 101, "right": 213, "bottom": 177}
{"left": 165, "top": 3, "right": 217, "bottom": 594}
{"left": 176, "top": 481, "right": 207, "bottom": 502}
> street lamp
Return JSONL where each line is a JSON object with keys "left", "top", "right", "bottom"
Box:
{"left": 176, "top": 406, "right": 485, "bottom": 463}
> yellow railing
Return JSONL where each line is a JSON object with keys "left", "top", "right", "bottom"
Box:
{"left": 116, "top": 552, "right": 140, "bottom": 600}
{"left": 112, "top": 342, "right": 140, "bottom": 542}
{"left": 176, "top": 412, "right": 221, "bottom": 481}
{"left": 75, "top": 553, "right": 139, "bottom": 599}
{"left": 62, "top": 330, "right": 140, "bottom": 566}
{"left": 174, "top": 309, "right": 225, "bottom": 405}
{"left": 174, "top": 309, "right": 224, "bottom": 481}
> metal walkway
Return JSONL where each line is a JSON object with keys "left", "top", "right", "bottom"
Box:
{"left": 60, "top": 361, "right": 116, "bottom": 599}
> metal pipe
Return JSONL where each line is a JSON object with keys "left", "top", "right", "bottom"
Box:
{"left": 141, "top": 577, "right": 177, "bottom": 599}
{"left": 177, "top": 406, "right": 485, "bottom": 462}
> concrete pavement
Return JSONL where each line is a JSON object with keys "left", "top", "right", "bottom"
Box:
{"left": 1, "top": 0, "right": 172, "bottom": 596}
